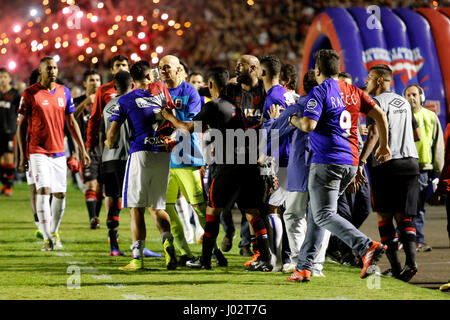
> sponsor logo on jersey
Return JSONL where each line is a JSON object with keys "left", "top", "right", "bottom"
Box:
{"left": 305, "top": 98, "right": 320, "bottom": 115}
{"left": 104, "top": 102, "right": 119, "bottom": 115}
{"left": 388, "top": 98, "right": 405, "bottom": 108}
{"left": 42, "top": 100, "right": 49, "bottom": 106}
{"left": 135, "top": 96, "right": 164, "bottom": 108}
{"left": 144, "top": 136, "right": 164, "bottom": 145}
{"left": 243, "top": 108, "right": 262, "bottom": 118}
{"left": 307, "top": 98, "right": 317, "bottom": 109}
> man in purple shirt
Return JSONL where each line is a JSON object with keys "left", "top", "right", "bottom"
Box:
{"left": 106, "top": 64, "right": 177, "bottom": 271}
{"left": 287, "top": 49, "right": 391, "bottom": 282}
{"left": 260, "top": 55, "right": 290, "bottom": 271}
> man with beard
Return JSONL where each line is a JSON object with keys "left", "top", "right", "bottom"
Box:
{"left": 17, "top": 56, "right": 91, "bottom": 251}
{"left": 86, "top": 55, "right": 131, "bottom": 229}
{"left": 220, "top": 55, "right": 267, "bottom": 259}
{"left": 161, "top": 66, "right": 273, "bottom": 271}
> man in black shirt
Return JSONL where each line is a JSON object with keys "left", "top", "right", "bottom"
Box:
{"left": 0, "top": 68, "right": 21, "bottom": 196}
{"left": 161, "top": 66, "right": 272, "bottom": 271}
{"left": 73, "top": 69, "right": 103, "bottom": 228}
{"left": 228, "top": 55, "right": 267, "bottom": 128}
{"left": 220, "top": 55, "right": 267, "bottom": 257}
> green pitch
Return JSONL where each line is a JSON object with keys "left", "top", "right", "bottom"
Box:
{"left": 0, "top": 182, "right": 448, "bottom": 300}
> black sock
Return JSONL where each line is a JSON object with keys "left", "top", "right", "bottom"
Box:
{"left": 95, "top": 194, "right": 103, "bottom": 218}
{"left": 250, "top": 235, "right": 258, "bottom": 253}
{"left": 385, "top": 240, "right": 401, "bottom": 275}
{"left": 109, "top": 229, "right": 119, "bottom": 249}
{"left": 249, "top": 215, "right": 271, "bottom": 263}
{"left": 398, "top": 218, "right": 417, "bottom": 266}
{"left": 85, "top": 190, "right": 97, "bottom": 220}
{"left": 202, "top": 214, "right": 220, "bottom": 264}
{"left": 161, "top": 231, "right": 174, "bottom": 245}
{"left": 0, "top": 164, "right": 5, "bottom": 186}
{"left": 378, "top": 220, "right": 401, "bottom": 272}
{"left": 4, "top": 164, "right": 15, "bottom": 188}
{"left": 107, "top": 199, "right": 120, "bottom": 250}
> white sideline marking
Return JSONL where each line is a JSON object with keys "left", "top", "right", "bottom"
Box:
{"left": 80, "top": 266, "right": 99, "bottom": 273}
{"left": 91, "top": 274, "right": 113, "bottom": 280}
{"left": 106, "top": 284, "right": 126, "bottom": 289}
{"left": 66, "top": 261, "right": 88, "bottom": 265}
{"left": 122, "top": 294, "right": 150, "bottom": 300}
{"left": 54, "top": 252, "right": 73, "bottom": 257}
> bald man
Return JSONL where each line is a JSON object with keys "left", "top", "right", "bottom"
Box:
{"left": 158, "top": 55, "right": 227, "bottom": 267}
{"left": 17, "top": 56, "right": 90, "bottom": 251}
{"left": 217, "top": 55, "right": 268, "bottom": 259}
{"left": 231, "top": 55, "right": 266, "bottom": 127}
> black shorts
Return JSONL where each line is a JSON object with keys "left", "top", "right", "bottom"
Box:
{"left": 82, "top": 155, "right": 102, "bottom": 183}
{"left": 370, "top": 166, "right": 419, "bottom": 216}
{"left": 208, "top": 164, "right": 264, "bottom": 210}
{"left": 0, "top": 135, "right": 14, "bottom": 156}
{"left": 102, "top": 160, "right": 126, "bottom": 198}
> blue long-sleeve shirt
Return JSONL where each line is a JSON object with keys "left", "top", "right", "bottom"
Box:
{"left": 262, "top": 95, "right": 311, "bottom": 192}
{"left": 262, "top": 85, "right": 290, "bottom": 167}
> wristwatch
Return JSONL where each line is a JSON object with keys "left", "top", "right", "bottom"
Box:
{"left": 359, "top": 159, "right": 367, "bottom": 167}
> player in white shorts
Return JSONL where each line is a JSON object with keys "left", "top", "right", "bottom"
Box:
{"left": 17, "top": 57, "right": 90, "bottom": 251}
{"left": 106, "top": 62, "right": 178, "bottom": 271}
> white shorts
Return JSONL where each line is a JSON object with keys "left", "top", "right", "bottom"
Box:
{"left": 122, "top": 151, "right": 171, "bottom": 209}
{"left": 29, "top": 154, "right": 67, "bottom": 193}
{"left": 268, "top": 166, "right": 288, "bottom": 207}
{"left": 26, "top": 161, "right": 35, "bottom": 185}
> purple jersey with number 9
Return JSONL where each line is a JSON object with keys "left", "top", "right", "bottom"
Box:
{"left": 302, "top": 78, "right": 376, "bottom": 166}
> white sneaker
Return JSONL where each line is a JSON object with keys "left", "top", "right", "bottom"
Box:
{"left": 271, "top": 263, "right": 283, "bottom": 272}
{"left": 269, "top": 255, "right": 282, "bottom": 272}
{"left": 312, "top": 270, "right": 326, "bottom": 277}
{"left": 51, "top": 232, "right": 63, "bottom": 250}
{"left": 282, "top": 263, "right": 296, "bottom": 274}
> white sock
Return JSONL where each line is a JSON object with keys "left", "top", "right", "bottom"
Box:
{"left": 131, "top": 240, "right": 145, "bottom": 259}
{"left": 175, "top": 196, "right": 194, "bottom": 244}
{"left": 36, "top": 195, "right": 52, "bottom": 240}
{"left": 269, "top": 213, "right": 283, "bottom": 266}
{"left": 51, "top": 196, "right": 66, "bottom": 233}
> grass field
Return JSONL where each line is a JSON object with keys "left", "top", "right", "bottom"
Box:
{"left": 0, "top": 182, "right": 449, "bottom": 300}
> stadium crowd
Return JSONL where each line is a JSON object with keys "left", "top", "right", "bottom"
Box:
{"left": 4, "top": 0, "right": 439, "bottom": 92}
